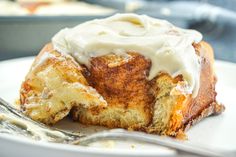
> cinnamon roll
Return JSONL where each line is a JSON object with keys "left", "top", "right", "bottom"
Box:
{"left": 20, "top": 14, "right": 225, "bottom": 137}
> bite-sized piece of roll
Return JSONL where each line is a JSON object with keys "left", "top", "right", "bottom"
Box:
{"left": 20, "top": 13, "right": 225, "bottom": 137}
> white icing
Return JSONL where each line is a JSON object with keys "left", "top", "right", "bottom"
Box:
{"left": 52, "top": 13, "right": 202, "bottom": 97}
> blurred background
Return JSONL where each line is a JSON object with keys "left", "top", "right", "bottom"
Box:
{"left": 0, "top": 0, "right": 236, "bottom": 62}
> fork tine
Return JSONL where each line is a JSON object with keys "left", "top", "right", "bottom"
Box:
{"left": 0, "top": 97, "right": 84, "bottom": 142}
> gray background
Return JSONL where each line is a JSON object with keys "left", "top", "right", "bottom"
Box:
{"left": 0, "top": 0, "right": 235, "bottom": 62}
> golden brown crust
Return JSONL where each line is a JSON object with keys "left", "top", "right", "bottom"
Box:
{"left": 182, "top": 42, "right": 218, "bottom": 125}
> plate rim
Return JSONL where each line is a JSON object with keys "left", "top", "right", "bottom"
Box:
{"left": 0, "top": 131, "right": 175, "bottom": 156}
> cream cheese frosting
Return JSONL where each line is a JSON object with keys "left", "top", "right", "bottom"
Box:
{"left": 52, "top": 13, "right": 202, "bottom": 97}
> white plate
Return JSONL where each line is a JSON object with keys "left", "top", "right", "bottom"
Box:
{"left": 0, "top": 57, "right": 235, "bottom": 157}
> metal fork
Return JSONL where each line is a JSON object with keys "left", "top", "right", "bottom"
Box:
{"left": 75, "top": 129, "right": 227, "bottom": 157}
{"left": 0, "top": 97, "right": 227, "bottom": 157}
